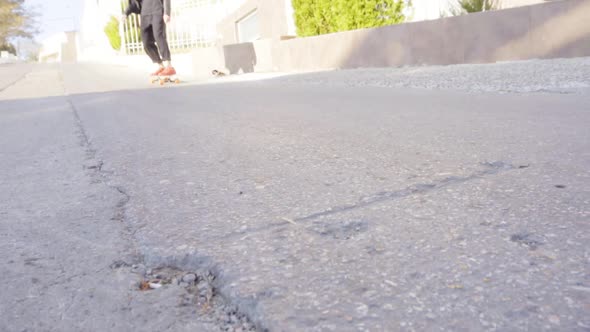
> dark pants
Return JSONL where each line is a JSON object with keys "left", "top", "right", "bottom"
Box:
{"left": 141, "top": 14, "right": 171, "bottom": 63}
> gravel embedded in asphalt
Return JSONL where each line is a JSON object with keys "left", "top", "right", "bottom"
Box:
{"left": 272, "top": 57, "right": 590, "bottom": 93}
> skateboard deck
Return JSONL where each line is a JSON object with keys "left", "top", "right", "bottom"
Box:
{"left": 150, "top": 75, "right": 180, "bottom": 86}
{"left": 212, "top": 69, "right": 226, "bottom": 77}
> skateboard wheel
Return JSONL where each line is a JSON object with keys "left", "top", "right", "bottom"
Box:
{"left": 174, "top": 79, "right": 180, "bottom": 84}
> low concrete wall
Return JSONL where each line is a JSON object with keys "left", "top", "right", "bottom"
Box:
{"left": 192, "top": 0, "right": 590, "bottom": 77}
{"left": 193, "top": 39, "right": 273, "bottom": 77}
{"left": 61, "top": 32, "right": 79, "bottom": 63}
{"left": 501, "top": 0, "right": 554, "bottom": 8}
{"left": 39, "top": 32, "right": 78, "bottom": 63}
{"left": 274, "top": 0, "right": 590, "bottom": 71}
{"left": 192, "top": 47, "right": 226, "bottom": 77}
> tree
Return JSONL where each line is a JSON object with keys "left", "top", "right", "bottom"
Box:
{"left": 0, "top": 0, "right": 38, "bottom": 45}
{"left": 292, "top": 0, "right": 406, "bottom": 37}
{"left": 0, "top": 42, "right": 16, "bottom": 55}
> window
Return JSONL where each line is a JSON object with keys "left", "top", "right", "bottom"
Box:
{"left": 236, "top": 9, "right": 260, "bottom": 43}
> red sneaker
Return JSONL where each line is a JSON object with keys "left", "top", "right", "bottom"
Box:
{"left": 150, "top": 67, "right": 165, "bottom": 76}
{"left": 160, "top": 66, "right": 176, "bottom": 76}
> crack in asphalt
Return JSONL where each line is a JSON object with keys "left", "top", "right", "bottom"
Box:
{"left": 69, "top": 99, "right": 141, "bottom": 259}
{"left": 65, "top": 91, "right": 523, "bottom": 332}
{"left": 66, "top": 97, "right": 262, "bottom": 331}
{"left": 219, "top": 161, "right": 522, "bottom": 241}
{"left": 296, "top": 161, "right": 515, "bottom": 222}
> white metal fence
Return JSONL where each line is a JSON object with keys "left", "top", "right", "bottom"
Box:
{"left": 120, "top": 0, "right": 246, "bottom": 55}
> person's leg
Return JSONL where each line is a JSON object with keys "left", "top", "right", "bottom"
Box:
{"left": 152, "top": 16, "right": 172, "bottom": 67}
{"left": 140, "top": 15, "right": 163, "bottom": 70}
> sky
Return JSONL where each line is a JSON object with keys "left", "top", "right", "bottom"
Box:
{"left": 25, "top": 0, "right": 84, "bottom": 41}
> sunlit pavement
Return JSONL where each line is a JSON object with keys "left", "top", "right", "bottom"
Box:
{"left": 1, "top": 62, "right": 589, "bottom": 331}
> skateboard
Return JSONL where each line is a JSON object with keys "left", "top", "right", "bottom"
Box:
{"left": 150, "top": 74, "right": 180, "bottom": 86}
{"left": 212, "top": 69, "right": 226, "bottom": 77}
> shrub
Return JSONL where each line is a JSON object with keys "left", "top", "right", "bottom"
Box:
{"left": 447, "top": 0, "right": 499, "bottom": 15}
{"left": 104, "top": 16, "right": 121, "bottom": 51}
{"left": 292, "top": 0, "right": 406, "bottom": 37}
{"left": 458, "top": 0, "right": 498, "bottom": 12}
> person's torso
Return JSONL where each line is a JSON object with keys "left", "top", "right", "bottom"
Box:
{"left": 141, "top": 0, "right": 163, "bottom": 15}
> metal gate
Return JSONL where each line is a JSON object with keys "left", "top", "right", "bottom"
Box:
{"left": 120, "top": 0, "right": 246, "bottom": 55}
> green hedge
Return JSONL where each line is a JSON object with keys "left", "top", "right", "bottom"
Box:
{"left": 292, "top": 0, "right": 407, "bottom": 37}
{"left": 457, "top": 0, "right": 498, "bottom": 13}
{"left": 104, "top": 16, "right": 121, "bottom": 51}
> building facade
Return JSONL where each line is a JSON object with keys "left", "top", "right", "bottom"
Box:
{"left": 71, "top": 0, "right": 554, "bottom": 63}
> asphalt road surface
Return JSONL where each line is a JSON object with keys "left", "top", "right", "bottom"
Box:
{"left": 1, "top": 61, "right": 589, "bottom": 331}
